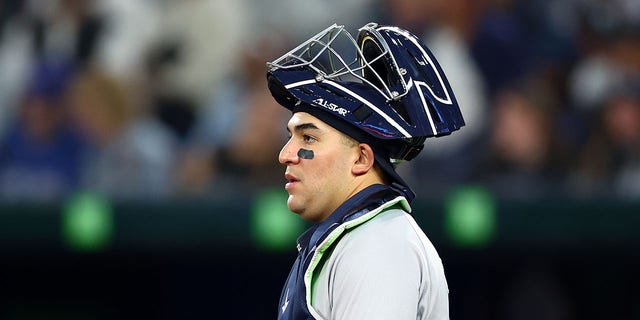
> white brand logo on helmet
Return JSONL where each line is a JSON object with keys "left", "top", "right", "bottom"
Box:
{"left": 313, "top": 98, "right": 348, "bottom": 116}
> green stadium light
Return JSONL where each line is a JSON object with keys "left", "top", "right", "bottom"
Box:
{"left": 62, "top": 192, "right": 114, "bottom": 252}
{"left": 444, "top": 186, "right": 496, "bottom": 247}
{"left": 251, "top": 189, "right": 305, "bottom": 251}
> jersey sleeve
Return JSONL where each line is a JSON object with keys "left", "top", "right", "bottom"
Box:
{"left": 320, "top": 211, "right": 429, "bottom": 320}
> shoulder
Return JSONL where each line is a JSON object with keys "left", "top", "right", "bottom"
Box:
{"left": 327, "top": 206, "right": 449, "bottom": 291}
{"left": 340, "top": 207, "right": 431, "bottom": 256}
{"left": 311, "top": 207, "right": 449, "bottom": 319}
{"left": 325, "top": 207, "right": 440, "bottom": 278}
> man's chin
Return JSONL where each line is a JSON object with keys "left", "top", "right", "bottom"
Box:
{"left": 287, "top": 196, "right": 322, "bottom": 222}
{"left": 286, "top": 195, "right": 304, "bottom": 215}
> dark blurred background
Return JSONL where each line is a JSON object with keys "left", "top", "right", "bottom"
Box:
{"left": 0, "top": 0, "right": 638, "bottom": 319}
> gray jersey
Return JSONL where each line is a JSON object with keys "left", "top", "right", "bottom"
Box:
{"left": 311, "top": 208, "right": 449, "bottom": 320}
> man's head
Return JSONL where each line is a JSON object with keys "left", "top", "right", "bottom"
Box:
{"left": 279, "top": 112, "right": 387, "bottom": 222}
{"left": 267, "top": 22, "right": 465, "bottom": 220}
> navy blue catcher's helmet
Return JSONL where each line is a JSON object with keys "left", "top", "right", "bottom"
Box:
{"left": 267, "top": 22, "right": 465, "bottom": 201}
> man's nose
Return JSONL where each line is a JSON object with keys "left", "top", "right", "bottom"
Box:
{"left": 278, "top": 141, "right": 300, "bottom": 165}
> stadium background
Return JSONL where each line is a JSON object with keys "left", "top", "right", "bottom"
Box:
{"left": 0, "top": 0, "right": 638, "bottom": 319}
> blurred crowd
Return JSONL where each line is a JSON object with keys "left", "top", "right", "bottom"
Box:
{"left": 0, "top": 0, "right": 638, "bottom": 202}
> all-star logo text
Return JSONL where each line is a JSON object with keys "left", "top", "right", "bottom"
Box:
{"left": 313, "top": 98, "right": 348, "bottom": 116}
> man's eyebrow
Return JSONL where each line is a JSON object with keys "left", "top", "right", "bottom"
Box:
{"left": 287, "top": 122, "right": 321, "bottom": 133}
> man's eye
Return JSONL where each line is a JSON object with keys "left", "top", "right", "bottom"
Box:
{"left": 303, "top": 134, "right": 316, "bottom": 143}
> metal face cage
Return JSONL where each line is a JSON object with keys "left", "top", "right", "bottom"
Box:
{"left": 267, "top": 23, "right": 409, "bottom": 103}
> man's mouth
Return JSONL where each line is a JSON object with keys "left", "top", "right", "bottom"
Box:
{"left": 284, "top": 173, "right": 300, "bottom": 190}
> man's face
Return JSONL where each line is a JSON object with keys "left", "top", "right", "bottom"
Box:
{"left": 279, "top": 112, "right": 358, "bottom": 222}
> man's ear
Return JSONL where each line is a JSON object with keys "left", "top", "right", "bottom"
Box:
{"left": 352, "top": 143, "right": 375, "bottom": 176}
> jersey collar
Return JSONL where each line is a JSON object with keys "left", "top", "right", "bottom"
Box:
{"left": 295, "top": 183, "right": 410, "bottom": 254}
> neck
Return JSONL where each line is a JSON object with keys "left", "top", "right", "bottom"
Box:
{"left": 329, "top": 174, "right": 387, "bottom": 218}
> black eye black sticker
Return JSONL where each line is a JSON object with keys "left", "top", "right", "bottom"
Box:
{"left": 297, "top": 148, "right": 314, "bottom": 159}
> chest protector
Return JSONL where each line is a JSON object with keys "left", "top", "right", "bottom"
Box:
{"left": 277, "top": 184, "right": 411, "bottom": 320}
